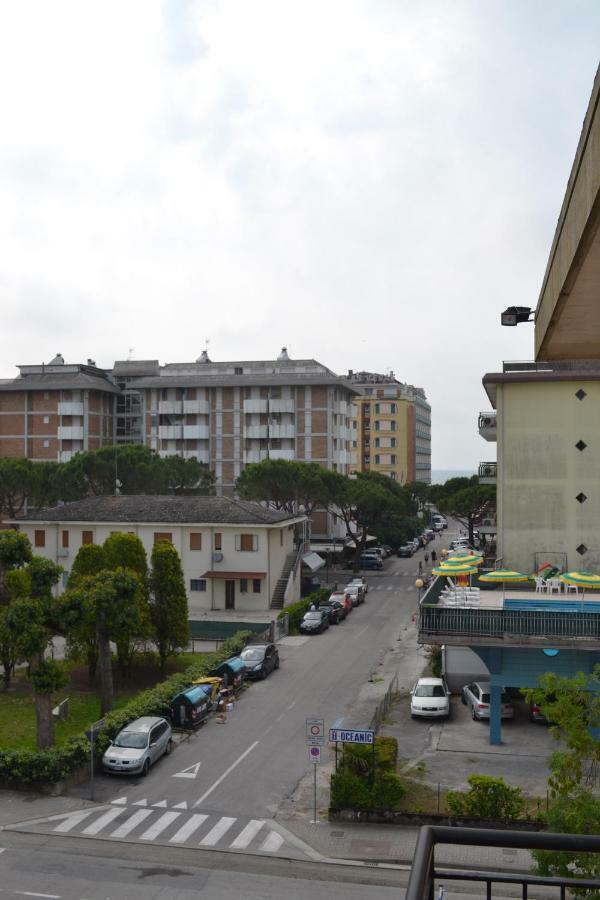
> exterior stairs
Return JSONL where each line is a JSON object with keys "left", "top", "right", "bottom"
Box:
{"left": 270, "top": 552, "right": 296, "bottom": 610}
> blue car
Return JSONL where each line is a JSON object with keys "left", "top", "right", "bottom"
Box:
{"left": 359, "top": 555, "right": 383, "bottom": 570}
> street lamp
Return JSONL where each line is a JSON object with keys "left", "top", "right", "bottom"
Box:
{"left": 500, "top": 306, "right": 534, "bottom": 326}
{"left": 415, "top": 577, "right": 424, "bottom": 606}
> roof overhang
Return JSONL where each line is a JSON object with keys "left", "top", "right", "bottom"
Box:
{"left": 201, "top": 571, "right": 266, "bottom": 579}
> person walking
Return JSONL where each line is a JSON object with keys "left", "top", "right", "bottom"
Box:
{"left": 431, "top": 550, "right": 437, "bottom": 565}
{"left": 418, "top": 560, "right": 423, "bottom": 576}
{"left": 424, "top": 551, "right": 430, "bottom": 567}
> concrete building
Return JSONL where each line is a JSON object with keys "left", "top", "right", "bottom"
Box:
{"left": 11, "top": 495, "right": 307, "bottom": 613}
{"left": 348, "top": 371, "right": 431, "bottom": 485}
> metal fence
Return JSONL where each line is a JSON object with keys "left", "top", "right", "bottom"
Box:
{"left": 420, "top": 605, "right": 600, "bottom": 643}
{"left": 369, "top": 672, "right": 399, "bottom": 734}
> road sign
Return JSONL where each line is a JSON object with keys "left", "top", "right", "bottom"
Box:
{"left": 306, "top": 718, "right": 325, "bottom": 746}
{"left": 308, "top": 745, "right": 321, "bottom": 764}
{"left": 329, "top": 728, "right": 374, "bottom": 744}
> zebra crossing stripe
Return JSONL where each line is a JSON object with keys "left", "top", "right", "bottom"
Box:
{"left": 81, "top": 807, "right": 123, "bottom": 835}
{"left": 200, "top": 816, "right": 236, "bottom": 846}
{"left": 139, "top": 811, "right": 181, "bottom": 841}
{"left": 53, "top": 809, "right": 97, "bottom": 833}
{"left": 260, "top": 831, "right": 284, "bottom": 852}
{"left": 230, "top": 819, "right": 263, "bottom": 849}
{"left": 110, "top": 808, "right": 153, "bottom": 838}
{"left": 169, "top": 813, "right": 208, "bottom": 844}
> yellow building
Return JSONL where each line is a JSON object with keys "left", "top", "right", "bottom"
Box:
{"left": 348, "top": 371, "right": 431, "bottom": 484}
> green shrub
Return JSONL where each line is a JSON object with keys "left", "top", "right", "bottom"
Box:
{"left": 278, "top": 588, "right": 330, "bottom": 633}
{"left": 338, "top": 736, "right": 398, "bottom": 776}
{"left": 425, "top": 645, "right": 442, "bottom": 678}
{"left": 331, "top": 771, "right": 374, "bottom": 809}
{"left": 0, "top": 734, "right": 89, "bottom": 785}
{"left": 374, "top": 736, "right": 398, "bottom": 771}
{"left": 447, "top": 775, "right": 525, "bottom": 820}
{"left": 371, "top": 772, "right": 406, "bottom": 809}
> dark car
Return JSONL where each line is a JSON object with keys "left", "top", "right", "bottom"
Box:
{"left": 318, "top": 601, "right": 344, "bottom": 625}
{"left": 397, "top": 545, "right": 413, "bottom": 557}
{"left": 359, "top": 555, "right": 383, "bottom": 570}
{"left": 299, "top": 609, "right": 330, "bottom": 634}
{"left": 240, "top": 643, "right": 280, "bottom": 679}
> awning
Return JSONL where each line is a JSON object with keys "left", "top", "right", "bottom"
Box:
{"left": 302, "top": 552, "right": 326, "bottom": 572}
{"left": 310, "top": 542, "right": 345, "bottom": 554}
{"left": 346, "top": 535, "right": 378, "bottom": 549}
{"left": 201, "top": 571, "right": 266, "bottom": 579}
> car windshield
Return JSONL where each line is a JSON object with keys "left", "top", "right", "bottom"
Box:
{"left": 241, "top": 648, "right": 265, "bottom": 661}
{"left": 113, "top": 731, "right": 148, "bottom": 749}
{"left": 415, "top": 685, "right": 446, "bottom": 698}
{"left": 305, "top": 611, "right": 321, "bottom": 620}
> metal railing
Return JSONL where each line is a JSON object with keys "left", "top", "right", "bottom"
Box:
{"left": 419, "top": 605, "right": 600, "bottom": 643}
{"left": 478, "top": 461, "right": 497, "bottom": 479}
{"left": 368, "top": 672, "right": 399, "bottom": 734}
{"left": 503, "top": 358, "right": 600, "bottom": 373}
{"left": 406, "top": 825, "right": 600, "bottom": 900}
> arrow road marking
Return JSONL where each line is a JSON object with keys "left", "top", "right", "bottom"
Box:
{"left": 152, "top": 800, "right": 168, "bottom": 808}
{"left": 172, "top": 801, "right": 188, "bottom": 810}
{"left": 194, "top": 741, "right": 259, "bottom": 807}
{"left": 173, "top": 761, "right": 202, "bottom": 779}
{"left": 111, "top": 797, "right": 127, "bottom": 805}
{"left": 133, "top": 799, "right": 148, "bottom": 807}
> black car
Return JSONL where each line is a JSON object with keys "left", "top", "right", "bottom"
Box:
{"left": 240, "top": 643, "right": 280, "bottom": 679}
{"left": 299, "top": 609, "right": 330, "bottom": 634}
{"left": 318, "top": 601, "right": 344, "bottom": 625}
{"left": 397, "top": 545, "right": 413, "bottom": 557}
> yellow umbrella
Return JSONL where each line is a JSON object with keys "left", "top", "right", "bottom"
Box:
{"left": 444, "top": 554, "right": 484, "bottom": 566}
{"left": 478, "top": 569, "right": 531, "bottom": 600}
{"left": 559, "top": 571, "right": 600, "bottom": 602}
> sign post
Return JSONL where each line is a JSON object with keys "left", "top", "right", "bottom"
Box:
{"left": 306, "top": 719, "right": 324, "bottom": 824}
{"left": 308, "top": 745, "right": 321, "bottom": 824}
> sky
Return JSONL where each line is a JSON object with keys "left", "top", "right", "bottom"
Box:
{"left": 0, "top": 1, "right": 599, "bottom": 470}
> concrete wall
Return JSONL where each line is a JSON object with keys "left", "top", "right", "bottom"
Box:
{"left": 497, "top": 378, "right": 600, "bottom": 573}
{"left": 442, "top": 646, "right": 490, "bottom": 693}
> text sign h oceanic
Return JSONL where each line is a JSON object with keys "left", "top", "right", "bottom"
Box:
{"left": 328, "top": 728, "right": 374, "bottom": 744}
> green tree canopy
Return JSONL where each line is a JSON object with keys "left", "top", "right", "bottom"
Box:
{"left": 149, "top": 540, "right": 189, "bottom": 678}
{"left": 437, "top": 483, "right": 495, "bottom": 546}
{"left": 236, "top": 459, "right": 333, "bottom": 516}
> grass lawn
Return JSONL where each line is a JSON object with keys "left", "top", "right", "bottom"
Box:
{"left": 0, "top": 651, "right": 212, "bottom": 751}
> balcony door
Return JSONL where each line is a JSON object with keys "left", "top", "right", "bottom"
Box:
{"left": 225, "top": 580, "right": 235, "bottom": 610}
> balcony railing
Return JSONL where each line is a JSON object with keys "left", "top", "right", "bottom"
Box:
{"left": 57, "top": 426, "right": 84, "bottom": 440}
{"left": 58, "top": 401, "right": 84, "bottom": 416}
{"left": 503, "top": 358, "right": 600, "bottom": 373}
{"left": 158, "top": 400, "right": 182, "bottom": 414}
{"left": 478, "top": 461, "right": 497, "bottom": 483}
{"left": 477, "top": 411, "right": 497, "bottom": 442}
{"left": 182, "top": 399, "right": 210, "bottom": 414}
{"left": 419, "top": 604, "right": 600, "bottom": 647}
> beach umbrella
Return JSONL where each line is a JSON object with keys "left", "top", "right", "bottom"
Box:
{"left": 478, "top": 569, "right": 531, "bottom": 600}
{"left": 432, "top": 564, "right": 478, "bottom": 586}
{"left": 443, "top": 554, "right": 484, "bottom": 566}
{"left": 559, "top": 571, "right": 600, "bottom": 603}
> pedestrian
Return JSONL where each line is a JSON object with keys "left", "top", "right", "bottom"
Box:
{"left": 418, "top": 560, "right": 423, "bottom": 576}
{"left": 424, "top": 552, "right": 429, "bottom": 566}
{"left": 431, "top": 550, "right": 437, "bottom": 564}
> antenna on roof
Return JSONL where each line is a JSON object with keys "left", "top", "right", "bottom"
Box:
{"left": 128, "top": 347, "right": 134, "bottom": 361}
{"left": 197, "top": 338, "right": 211, "bottom": 363}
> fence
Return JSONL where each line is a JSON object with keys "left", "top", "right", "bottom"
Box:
{"left": 369, "top": 672, "right": 399, "bottom": 734}
{"left": 419, "top": 605, "right": 600, "bottom": 644}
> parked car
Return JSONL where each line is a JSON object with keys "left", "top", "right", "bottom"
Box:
{"left": 529, "top": 693, "right": 556, "bottom": 723}
{"left": 318, "top": 601, "right": 345, "bottom": 624}
{"left": 397, "top": 545, "right": 413, "bottom": 557}
{"left": 359, "top": 555, "right": 383, "bottom": 570}
{"left": 299, "top": 608, "right": 330, "bottom": 634}
{"left": 102, "top": 716, "right": 172, "bottom": 776}
{"left": 344, "top": 584, "right": 365, "bottom": 606}
{"left": 348, "top": 576, "right": 368, "bottom": 594}
{"left": 382, "top": 545, "right": 393, "bottom": 558}
{"left": 329, "top": 590, "right": 353, "bottom": 613}
{"left": 240, "top": 642, "right": 280, "bottom": 679}
{"left": 410, "top": 677, "right": 451, "bottom": 719}
{"left": 461, "top": 682, "right": 514, "bottom": 720}
{"left": 364, "top": 547, "right": 384, "bottom": 560}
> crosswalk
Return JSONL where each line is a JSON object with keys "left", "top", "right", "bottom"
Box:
{"left": 15, "top": 798, "right": 287, "bottom": 855}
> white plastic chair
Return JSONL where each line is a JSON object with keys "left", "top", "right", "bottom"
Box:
{"left": 535, "top": 577, "right": 546, "bottom": 593}
{"left": 547, "top": 578, "right": 561, "bottom": 595}
{"left": 565, "top": 583, "right": 578, "bottom": 595}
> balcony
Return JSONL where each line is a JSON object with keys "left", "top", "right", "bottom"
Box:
{"left": 183, "top": 399, "right": 210, "bottom": 414}
{"left": 245, "top": 425, "right": 267, "bottom": 439}
{"left": 158, "top": 425, "right": 183, "bottom": 440}
{"left": 333, "top": 449, "right": 348, "bottom": 464}
{"left": 269, "top": 423, "right": 295, "bottom": 439}
{"left": 181, "top": 450, "right": 210, "bottom": 463}
{"left": 58, "top": 402, "right": 84, "bottom": 416}
{"left": 57, "top": 426, "right": 84, "bottom": 440}
{"left": 182, "top": 425, "right": 210, "bottom": 440}
{"left": 158, "top": 400, "right": 182, "bottom": 414}
{"left": 478, "top": 461, "right": 497, "bottom": 484}
{"left": 269, "top": 449, "right": 295, "bottom": 461}
{"left": 477, "top": 516, "right": 497, "bottom": 535}
{"left": 243, "top": 399, "right": 268, "bottom": 414}
{"left": 478, "top": 411, "right": 497, "bottom": 441}
{"left": 244, "top": 450, "right": 265, "bottom": 464}
{"left": 58, "top": 450, "right": 75, "bottom": 462}
{"left": 269, "top": 399, "right": 295, "bottom": 414}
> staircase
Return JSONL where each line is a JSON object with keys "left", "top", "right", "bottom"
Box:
{"left": 270, "top": 552, "right": 296, "bottom": 609}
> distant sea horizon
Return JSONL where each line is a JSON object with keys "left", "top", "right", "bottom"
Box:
{"left": 431, "top": 469, "right": 476, "bottom": 485}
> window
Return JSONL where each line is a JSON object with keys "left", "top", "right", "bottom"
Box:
{"left": 391, "top": 438, "right": 396, "bottom": 448}
{"left": 154, "top": 532, "right": 172, "bottom": 543}
{"left": 82, "top": 530, "right": 93, "bottom": 545}
{"left": 374, "top": 437, "right": 380, "bottom": 448}
{"left": 43, "top": 415, "right": 49, "bottom": 424}
{"left": 375, "top": 455, "right": 380, "bottom": 464}
{"left": 236, "top": 534, "right": 258, "bottom": 552}
{"left": 391, "top": 455, "right": 397, "bottom": 464}
{"left": 189, "top": 532, "right": 202, "bottom": 551}
{"left": 62, "top": 530, "right": 69, "bottom": 549}
{"left": 252, "top": 579, "right": 261, "bottom": 593}
{"left": 34, "top": 529, "right": 45, "bottom": 547}
{"left": 43, "top": 391, "right": 49, "bottom": 400}
{"left": 240, "top": 579, "right": 248, "bottom": 593}
{"left": 214, "top": 532, "right": 222, "bottom": 550}
{"left": 43, "top": 440, "right": 49, "bottom": 448}
{"left": 234, "top": 367, "right": 243, "bottom": 375}
{"left": 190, "top": 579, "right": 207, "bottom": 591}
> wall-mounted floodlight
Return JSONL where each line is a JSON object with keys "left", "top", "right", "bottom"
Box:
{"left": 501, "top": 306, "right": 534, "bottom": 326}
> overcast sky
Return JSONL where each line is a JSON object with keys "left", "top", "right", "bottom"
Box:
{"left": 1, "top": 2, "right": 598, "bottom": 470}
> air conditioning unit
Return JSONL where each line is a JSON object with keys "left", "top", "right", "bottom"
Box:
{"left": 212, "top": 552, "right": 223, "bottom": 563}
{"left": 481, "top": 417, "right": 494, "bottom": 427}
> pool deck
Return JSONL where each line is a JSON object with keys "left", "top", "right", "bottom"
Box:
{"left": 439, "top": 587, "right": 592, "bottom": 609}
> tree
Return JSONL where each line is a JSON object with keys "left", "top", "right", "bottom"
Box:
{"left": 0, "top": 530, "right": 33, "bottom": 687}
{"left": 236, "top": 459, "right": 333, "bottom": 517}
{"left": 103, "top": 533, "right": 151, "bottom": 675}
{"left": 149, "top": 540, "right": 189, "bottom": 678}
{"left": 437, "top": 483, "right": 495, "bottom": 546}
{"left": 66, "top": 544, "right": 106, "bottom": 681}
{"left": 161, "top": 455, "right": 214, "bottom": 495}
{"left": 0, "top": 458, "right": 38, "bottom": 518}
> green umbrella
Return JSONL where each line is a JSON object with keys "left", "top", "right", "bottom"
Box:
{"left": 432, "top": 564, "right": 478, "bottom": 577}
{"left": 559, "top": 571, "right": 600, "bottom": 603}
{"left": 444, "top": 554, "right": 484, "bottom": 566}
{"left": 478, "top": 569, "right": 531, "bottom": 600}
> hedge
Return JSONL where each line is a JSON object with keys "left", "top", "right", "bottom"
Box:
{"left": 0, "top": 630, "right": 253, "bottom": 785}
{"left": 330, "top": 736, "right": 405, "bottom": 811}
{"left": 277, "top": 588, "right": 330, "bottom": 633}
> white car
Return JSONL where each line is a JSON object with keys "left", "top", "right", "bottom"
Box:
{"left": 344, "top": 584, "right": 365, "bottom": 606}
{"left": 348, "top": 577, "right": 368, "bottom": 594}
{"left": 410, "top": 678, "right": 451, "bottom": 719}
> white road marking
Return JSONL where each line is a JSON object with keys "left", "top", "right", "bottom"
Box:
{"left": 110, "top": 809, "right": 152, "bottom": 838}
{"left": 260, "top": 830, "right": 284, "bottom": 852}
{"left": 230, "top": 819, "right": 263, "bottom": 849}
{"left": 352, "top": 625, "right": 369, "bottom": 640}
{"left": 275, "top": 712, "right": 285, "bottom": 721}
{"left": 172, "top": 801, "right": 188, "bottom": 810}
{"left": 194, "top": 741, "right": 259, "bottom": 807}
{"left": 169, "top": 813, "right": 208, "bottom": 843}
{"left": 152, "top": 800, "right": 168, "bottom": 808}
{"left": 139, "top": 811, "right": 181, "bottom": 840}
{"left": 12, "top": 892, "right": 61, "bottom": 899}
{"left": 133, "top": 799, "right": 148, "bottom": 807}
{"left": 386, "top": 586, "right": 393, "bottom": 591}
{"left": 287, "top": 700, "right": 297, "bottom": 710}
{"left": 199, "top": 816, "right": 236, "bottom": 846}
{"left": 173, "top": 761, "right": 202, "bottom": 779}
{"left": 111, "top": 796, "right": 127, "bottom": 805}
{"left": 81, "top": 806, "right": 123, "bottom": 835}
{"left": 53, "top": 809, "right": 97, "bottom": 833}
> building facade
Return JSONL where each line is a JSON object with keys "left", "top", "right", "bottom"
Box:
{"left": 348, "top": 371, "right": 431, "bottom": 484}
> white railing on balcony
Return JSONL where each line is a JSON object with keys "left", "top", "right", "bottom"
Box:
{"left": 58, "top": 402, "right": 84, "bottom": 416}
{"left": 158, "top": 400, "right": 183, "bottom": 414}
{"left": 158, "top": 425, "right": 183, "bottom": 439}
{"left": 243, "top": 398, "right": 268, "bottom": 414}
{"left": 269, "top": 399, "right": 295, "bottom": 413}
{"left": 182, "top": 425, "right": 210, "bottom": 440}
{"left": 333, "top": 449, "right": 348, "bottom": 464}
{"left": 57, "top": 426, "right": 84, "bottom": 440}
{"left": 244, "top": 450, "right": 265, "bottom": 464}
{"left": 478, "top": 461, "right": 497, "bottom": 483}
{"left": 183, "top": 400, "right": 210, "bottom": 414}
{"left": 58, "top": 450, "right": 75, "bottom": 462}
{"left": 181, "top": 449, "right": 210, "bottom": 463}
{"left": 245, "top": 425, "right": 268, "bottom": 439}
{"left": 269, "top": 449, "right": 295, "bottom": 461}
{"left": 269, "top": 423, "right": 295, "bottom": 439}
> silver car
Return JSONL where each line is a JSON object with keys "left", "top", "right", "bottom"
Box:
{"left": 461, "top": 682, "right": 514, "bottom": 721}
{"left": 102, "top": 716, "right": 173, "bottom": 776}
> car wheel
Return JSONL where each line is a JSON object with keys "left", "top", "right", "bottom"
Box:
{"left": 274, "top": 656, "right": 280, "bottom": 669}
{"left": 142, "top": 759, "right": 150, "bottom": 776}
{"left": 165, "top": 738, "right": 173, "bottom": 757}
{"left": 261, "top": 669, "right": 267, "bottom": 680}
{"left": 471, "top": 706, "right": 478, "bottom": 721}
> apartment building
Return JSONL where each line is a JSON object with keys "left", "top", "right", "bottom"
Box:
{"left": 348, "top": 371, "right": 431, "bottom": 484}
{"left": 0, "top": 354, "right": 117, "bottom": 462}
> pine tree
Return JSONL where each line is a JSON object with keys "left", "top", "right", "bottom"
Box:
{"left": 149, "top": 540, "right": 189, "bottom": 678}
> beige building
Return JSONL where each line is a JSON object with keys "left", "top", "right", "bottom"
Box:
{"left": 12, "top": 495, "right": 307, "bottom": 613}
{"left": 479, "top": 65, "right": 600, "bottom": 574}
{"left": 348, "top": 371, "right": 431, "bottom": 484}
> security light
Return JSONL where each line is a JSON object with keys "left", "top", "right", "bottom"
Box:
{"left": 501, "top": 306, "right": 534, "bottom": 326}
